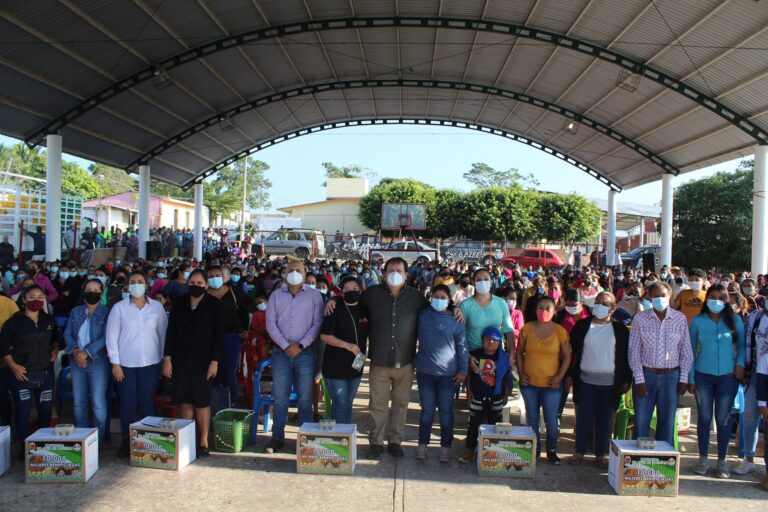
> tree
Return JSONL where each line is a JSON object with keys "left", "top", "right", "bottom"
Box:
{"left": 463, "top": 162, "right": 540, "bottom": 189}
{"left": 535, "top": 193, "right": 602, "bottom": 243}
{"left": 89, "top": 163, "right": 136, "bottom": 196}
{"left": 672, "top": 160, "right": 753, "bottom": 271}
{"left": 204, "top": 158, "right": 272, "bottom": 220}
{"left": 0, "top": 144, "right": 46, "bottom": 190}
{"left": 62, "top": 161, "right": 101, "bottom": 199}
{"left": 431, "top": 189, "right": 464, "bottom": 239}
{"left": 358, "top": 178, "right": 437, "bottom": 234}
{"left": 150, "top": 180, "right": 192, "bottom": 200}
{"left": 455, "top": 187, "right": 538, "bottom": 240}
{"left": 321, "top": 162, "right": 378, "bottom": 186}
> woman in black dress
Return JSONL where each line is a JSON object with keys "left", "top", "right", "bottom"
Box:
{"left": 162, "top": 269, "right": 224, "bottom": 456}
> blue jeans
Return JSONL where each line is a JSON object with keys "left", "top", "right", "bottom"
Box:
{"left": 118, "top": 364, "right": 160, "bottom": 438}
{"left": 11, "top": 368, "right": 54, "bottom": 441}
{"left": 694, "top": 371, "right": 739, "bottom": 459}
{"left": 217, "top": 333, "right": 242, "bottom": 406}
{"left": 416, "top": 372, "right": 456, "bottom": 447}
{"left": 325, "top": 377, "right": 361, "bottom": 424}
{"left": 574, "top": 381, "right": 614, "bottom": 457}
{"left": 271, "top": 346, "right": 315, "bottom": 442}
{"left": 71, "top": 359, "right": 110, "bottom": 441}
{"left": 741, "top": 372, "right": 760, "bottom": 458}
{"left": 521, "top": 384, "right": 561, "bottom": 454}
{"left": 633, "top": 368, "right": 680, "bottom": 446}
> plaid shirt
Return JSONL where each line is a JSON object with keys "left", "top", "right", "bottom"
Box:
{"left": 629, "top": 308, "right": 693, "bottom": 384}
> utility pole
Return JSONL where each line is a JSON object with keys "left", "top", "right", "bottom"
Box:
{"left": 240, "top": 154, "right": 248, "bottom": 240}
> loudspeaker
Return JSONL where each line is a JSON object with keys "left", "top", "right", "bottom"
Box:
{"left": 145, "top": 241, "right": 161, "bottom": 260}
{"left": 642, "top": 253, "right": 656, "bottom": 273}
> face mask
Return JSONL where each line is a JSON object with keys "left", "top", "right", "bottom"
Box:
{"left": 565, "top": 305, "right": 580, "bottom": 315}
{"left": 460, "top": 281, "right": 470, "bottom": 289}
{"left": 25, "top": 299, "right": 45, "bottom": 312}
{"left": 743, "top": 286, "right": 755, "bottom": 296}
{"left": 707, "top": 299, "right": 725, "bottom": 314}
{"left": 641, "top": 299, "right": 652, "bottom": 310}
{"left": 122, "top": 291, "right": 130, "bottom": 301}
{"left": 592, "top": 304, "right": 611, "bottom": 320}
{"left": 26, "top": 267, "right": 36, "bottom": 277}
{"left": 536, "top": 310, "right": 554, "bottom": 323}
{"left": 208, "top": 276, "right": 224, "bottom": 289}
{"left": 307, "top": 284, "right": 316, "bottom": 289}
{"left": 340, "top": 266, "right": 348, "bottom": 273}
{"left": 183, "top": 271, "right": 191, "bottom": 280}
{"left": 84, "top": 291, "right": 101, "bottom": 305}
{"left": 506, "top": 299, "right": 517, "bottom": 310}
{"left": 157, "top": 273, "right": 167, "bottom": 280}
{"left": 50, "top": 266, "right": 59, "bottom": 273}
{"left": 189, "top": 285, "right": 206, "bottom": 298}
{"left": 356, "top": 266, "right": 363, "bottom": 273}
{"left": 95, "top": 276, "right": 107, "bottom": 285}
{"left": 660, "top": 273, "right": 667, "bottom": 279}
{"left": 387, "top": 272, "right": 405, "bottom": 287}
{"left": 128, "top": 283, "right": 145, "bottom": 298}
{"left": 256, "top": 302, "right": 267, "bottom": 312}
{"left": 59, "top": 271, "right": 71, "bottom": 280}
{"left": 689, "top": 281, "right": 702, "bottom": 292}
{"left": 11, "top": 265, "right": 18, "bottom": 272}
{"left": 536, "top": 286, "right": 546, "bottom": 295}
{"left": 475, "top": 280, "right": 491, "bottom": 294}
{"left": 319, "top": 288, "right": 328, "bottom": 295}
{"left": 431, "top": 298, "right": 449, "bottom": 311}
{"left": 344, "top": 290, "right": 360, "bottom": 303}
{"left": 652, "top": 297, "right": 669, "bottom": 312}
{"left": 286, "top": 271, "right": 304, "bottom": 286}
{"left": 739, "top": 277, "right": 747, "bottom": 283}
{"left": 721, "top": 280, "right": 730, "bottom": 287}
{"left": 79, "top": 270, "right": 87, "bottom": 277}
{"left": 363, "top": 272, "right": 370, "bottom": 278}
{"left": 115, "top": 260, "right": 122, "bottom": 266}
{"left": 230, "top": 275, "right": 241, "bottom": 283}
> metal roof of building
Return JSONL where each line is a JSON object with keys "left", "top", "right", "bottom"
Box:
{"left": 1, "top": 0, "right": 766, "bottom": 191}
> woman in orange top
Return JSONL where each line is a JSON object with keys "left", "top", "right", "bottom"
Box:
{"left": 516, "top": 295, "right": 571, "bottom": 465}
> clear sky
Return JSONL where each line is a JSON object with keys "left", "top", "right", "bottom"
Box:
{"left": 0, "top": 126, "right": 746, "bottom": 214}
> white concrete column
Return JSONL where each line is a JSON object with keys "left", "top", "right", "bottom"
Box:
{"left": 45, "top": 134, "right": 62, "bottom": 262}
{"left": 638, "top": 217, "right": 645, "bottom": 248}
{"left": 138, "top": 165, "right": 150, "bottom": 259}
{"left": 194, "top": 183, "right": 203, "bottom": 261}
{"left": 13, "top": 185, "right": 21, "bottom": 258}
{"left": 660, "top": 174, "right": 674, "bottom": 268}
{"left": 606, "top": 189, "right": 618, "bottom": 267}
{"left": 752, "top": 145, "right": 768, "bottom": 276}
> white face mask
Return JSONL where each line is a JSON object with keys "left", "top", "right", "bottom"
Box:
{"left": 689, "top": 281, "right": 702, "bottom": 292}
{"left": 128, "top": 283, "right": 145, "bottom": 298}
{"left": 286, "top": 271, "right": 304, "bottom": 286}
{"left": 592, "top": 304, "right": 611, "bottom": 320}
{"left": 475, "top": 280, "right": 491, "bottom": 295}
{"left": 387, "top": 272, "right": 404, "bottom": 287}
{"left": 565, "top": 305, "right": 580, "bottom": 315}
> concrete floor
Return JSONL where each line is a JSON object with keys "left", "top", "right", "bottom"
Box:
{"left": 0, "top": 376, "right": 765, "bottom": 512}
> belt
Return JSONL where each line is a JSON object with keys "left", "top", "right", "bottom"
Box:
{"left": 643, "top": 366, "right": 679, "bottom": 375}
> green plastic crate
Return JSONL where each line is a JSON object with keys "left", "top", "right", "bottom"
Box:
{"left": 213, "top": 408, "right": 253, "bottom": 453}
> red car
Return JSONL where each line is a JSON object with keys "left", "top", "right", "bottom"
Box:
{"left": 501, "top": 248, "right": 565, "bottom": 270}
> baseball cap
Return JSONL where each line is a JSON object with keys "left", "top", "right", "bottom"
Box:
{"left": 481, "top": 326, "right": 503, "bottom": 342}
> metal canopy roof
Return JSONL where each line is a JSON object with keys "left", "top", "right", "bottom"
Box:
{"left": 1, "top": 0, "right": 767, "bottom": 191}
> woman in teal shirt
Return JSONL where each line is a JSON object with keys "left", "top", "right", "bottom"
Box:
{"left": 458, "top": 268, "right": 514, "bottom": 352}
{"left": 688, "top": 284, "right": 745, "bottom": 479}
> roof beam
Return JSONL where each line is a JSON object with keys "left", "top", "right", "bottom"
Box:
{"left": 20, "top": 15, "right": 768, "bottom": 147}
{"left": 448, "top": 0, "right": 491, "bottom": 120}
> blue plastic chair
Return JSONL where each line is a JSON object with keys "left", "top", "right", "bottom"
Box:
{"left": 250, "top": 358, "right": 297, "bottom": 443}
{"left": 56, "top": 366, "right": 74, "bottom": 420}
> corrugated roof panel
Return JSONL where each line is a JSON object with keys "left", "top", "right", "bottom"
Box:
{"left": 527, "top": 0, "right": 592, "bottom": 35}
{"left": 0, "top": 105, "right": 47, "bottom": 140}
{"left": 198, "top": 49, "right": 273, "bottom": 101}
{"left": 461, "top": 32, "right": 519, "bottom": 84}
{"left": 316, "top": 28, "right": 372, "bottom": 79}
{"left": 0, "top": 67, "right": 76, "bottom": 118}
{"left": 348, "top": 0, "right": 399, "bottom": 17}
{"left": 661, "top": 126, "right": 755, "bottom": 167}
{"left": 438, "top": 0, "right": 489, "bottom": 19}
{"left": 396, "top": 27, "right": 440, "bottom": 78}
{"left": 239, "top": 41, "right": 304, "bottom": 90}
{"left": 484, "top": 0, "right": 537, "bottom": 24}
{"left": 395, "top": 0, "right": 443, "bottom": 17}
{"left": 430, "top": 29, "right": 477, "bottom": 79}
{"left": 354, "top": 27, "right": 399, "bottom": 79}
{"left": 521, "top": 50, "right": 599, "bottom": 102}
{"left": 257, "top": 0, "right": 316, "bottom": 25}
{"left": 129, "top": 75, "right": 217, "bottom": 128}
{"left": 168, "top": 61, "right": 246, "bottom": 111}
{"left": 206, "top": 0, "right": 270, "bottom": 34}
{"left": 401, "top": 88, "right": 428, "bottom": 117}
{"left": 570, "top": 0, "right": 649, "bottom": 44}
{"left": 495, "top": 41, "right": 562, "bottom": 93}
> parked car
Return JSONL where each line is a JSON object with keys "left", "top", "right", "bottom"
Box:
{"left": 621, "top": 245, "right": 661, "bottom": 269}
{"left": 441, "top": 241, "right": 505, "bottom": 265}
{"left": 501, "top": 248, "right": 564, "bottom": 270}
{"left": 370, "top": 240, "right": 439, "bottom": 265}
{"left": 261, "top": 229, "right": 326, "bottom": 259}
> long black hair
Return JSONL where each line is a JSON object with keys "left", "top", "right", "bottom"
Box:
{"left": 700, "top": 284, "right": 738, "bottom": 348}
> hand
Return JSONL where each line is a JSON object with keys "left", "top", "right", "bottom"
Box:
{"left": 50, "top": 349, "right": 58, "bottom": 363}
{"left": 519, "top": 372, "right": 531, "bottom": 386}
{"left": 453, "top": 307, "right": 465, "bottom": 324}
{"left": 454, "top": 374, "right": 466, "bottom": 385}
{"left": 619, "top": 382, "right": 631, "bottom": 394}
{"left": 112, "top": 364, "right": 124, "bottom": 383}
{"left": 62, "top": 290, "right": 70, "bottom": 297}
{"left": 677, "top": 382, "right": 688, "bottom": 396}
{"left": 688, "top": 384, "right": 696, "bottom": 395}
{"left": 548, "top": 375, "right": 563, "bottom": 389}
{"left": 346, "top": 343, "right": 361, "bottom": 356}
{"left": 634, "top": 382, "right": 648, "bottom": 398}
{"left": 74, "top": 349, "right": 88, "bottom": 365}
{"left": 469, "top": 356, "right": 479, "bottom": 374}
{"left": 563, "top": 376, "right": 573, "bottom": 389}
{"left": 284, "top": 344, "right": 302, "bottom": 358}
{"left": 238, "top": 331, "right": 248, "bottom": 341}
{"left": 162, "top": 357, "right": 172, "bottom": 379}
{"left": 734, "top": 366, "right": 745, "bottom": 381}
{"left": 206, "top": 361, "right": 218, "bottom": 380}
{"left": 324, "top": 300, "right": 337, "bottom": 317}
{"left": 10, "top": 363, "right": 27, "bottom": 382}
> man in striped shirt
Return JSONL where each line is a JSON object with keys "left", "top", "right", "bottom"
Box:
{"left": 629, "top": 282, "right": 693, "bottom": 446}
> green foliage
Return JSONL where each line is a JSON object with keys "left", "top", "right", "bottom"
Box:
{"left": 535, "top": 193, "right": 602, "bottom": 243}
{"left": 431, "top": 189, "right": 464, "bottom": 239}
{"left": 672, "top": 160, "right": 753, "bottom": 271}
{"left": 204, "top": 159, "right": 272, "bottom": 219}
{"left": 321, "top": 162, "right": 378, "bottom": 186}
{"left": 62, "top": 161, "right": 101, "bottom": 199}
{"left": 358, "top": 178, "right": 438, "bottom": 235}
{"left": 463, "top": 162, "right": 540, "bottom": 189}
{"left": 89, "top": 163, "right": 136, "bottom": 196}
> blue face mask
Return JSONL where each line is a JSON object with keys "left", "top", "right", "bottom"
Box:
{"left": 652, "top": 297, "right": 669, "bottom": 312}
{"left": 641, "top": 299, "right": 652, "bottom": 310}
{"left": 707, "top": 299, "right": 725, "bottom": 314}
{"left": 156, "top": 273, "right": 167, "bottom": 280}
{"left": 59, "top": 271, "right": 71, "bottom": 280}
{"left": 230, "top": 275, "right": 241, "bottom": 283}
{"left": 208, "top": 276, "right": 224, "bottom": 289}
{"left": 50, "top": 266, "right": 59, "bottom": 273}
{"left": 95, "top": 275, "right": 107, "bottom": 285}
{"left": 183, "top": 271, "right": 191, "bottom": 280}
{"left": 431, "top": 298, "right": 449, "bottom": 311}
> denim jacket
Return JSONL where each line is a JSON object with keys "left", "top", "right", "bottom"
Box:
{"left": 63, "top": 304, "right": 110, "bottom": 362}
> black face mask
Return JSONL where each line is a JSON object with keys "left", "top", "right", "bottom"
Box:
{"left": 115, "top": 277, "right": 126, "bottom": 287}
{"left": 84, "top": 291, "right": 101, "bottom": 305}
{"left": 460, "top": 281, "right": 470, "bottom": 288}
{"left": 343, "top": 291, "right": 360, "bottom": 303}
{"left": 26, "top": 267, "right": 36, "bottom": 276}
{"left": 189, "top": 285, "right": 206, "bottom": 298}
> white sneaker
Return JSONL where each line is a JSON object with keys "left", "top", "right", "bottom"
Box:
{"left": 415, "top": 444, "right": 427, "bottom": 460}
{"left": 693, "top": 457, "right": 710, "bottom": 475}
{"left": 439, "top": 447, "right": 451, "bottom": 463}
{"left": 716, "top": 460, "right": 731, "bottom": 479}
{"left": 733, "top": 458, "right": 756, "bottom": 475}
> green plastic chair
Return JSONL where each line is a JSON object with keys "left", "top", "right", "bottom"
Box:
{"left": 614, "top": 389, "right": 679, "bottom": 449}
{"left": 321, "top": 378, "right": 332, "bottom": 418}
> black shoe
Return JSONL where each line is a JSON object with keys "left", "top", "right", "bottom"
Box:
{"left": 264, "top": 439, "right": 284, "bottom": 454}
{"left": 547, "top": 451, "right": 561, "bottom": 465}
{"left": 367, "top": 445, "right": 384, "bottom": 460}
{"left": 117, "top": 438, "right": 130, "bottom": 459}
{"left": 198, "top": 446, "right": 210, "bottom": 457}
{"left": 387, "top": 443, "right": 404, "bottom": 458}
{"left": 16, "top": 446, "right": 25, "bottom": 462}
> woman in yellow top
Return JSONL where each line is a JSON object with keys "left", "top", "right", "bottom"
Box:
{"left": 516, "top": 295, "right": 572, "bottom": 465}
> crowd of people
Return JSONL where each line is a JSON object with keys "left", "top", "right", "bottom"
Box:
{"left": 0, "top": 241, "right": 765, "bottom": 492}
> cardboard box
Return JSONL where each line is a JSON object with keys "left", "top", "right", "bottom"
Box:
{"left": 297, "top": 423, "right": 356, "bottom": 475}
{"left": 676, "top": 407, "right": 691, "bottom": 433}
{"left": 0, "top": 426, "right": 10, "bottom": 477}
{"left": 130, "top": 417, "right": 196, "bottom": 471}
{"left": 25, "top": 427, "right": 98, "bottom": 483}
{"left": 608, "top": 440, "right": 679, "bottom": 497}
{"left": 477, "top": 425, "right": 536, "bottom": 478}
